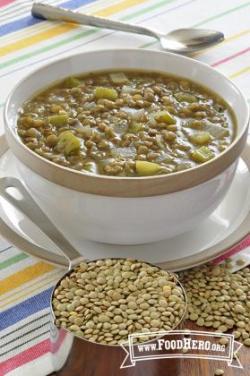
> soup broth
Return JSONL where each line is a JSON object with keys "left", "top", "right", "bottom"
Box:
{"left": 17, "top": 70, "right": 236, "bottom": 177}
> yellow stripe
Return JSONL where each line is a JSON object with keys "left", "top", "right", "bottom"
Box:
{"left": 1, "top": 23, "right": 59, "bottom": 45}
{"left": 0, "top": 0, "right": 149, "bottom": 58}
{"left": 97, "top": 0, "right": 149, "bottom": 16}
{"left": 0, "top": 24, "right": 77, "bottom": 57}
{"left": 193, "top": 29, "right": 250, "bottom": 57}
{"left": 0, "top": 262, "right": 54, "bottom": 295}
{"left": 0, "top": 0, "right": 117, "bottom": 44}
{"left": 0, "top": 271, "right": 62, "bottom": 309}
{"left": 230, "top": 66, "right": 250, "bottom": 79}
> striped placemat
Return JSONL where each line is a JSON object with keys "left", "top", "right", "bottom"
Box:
{"left": 0, "top": 0, "right": 249, "bottom": 374}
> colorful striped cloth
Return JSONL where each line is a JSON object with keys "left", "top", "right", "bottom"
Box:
{"left": 0, "top": 0, "right": 249, "bottom": 374}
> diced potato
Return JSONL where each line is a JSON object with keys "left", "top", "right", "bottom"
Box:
{"left": 48, "top": 114, "right": 69, "bottom": 127}
{"left": 205, "top": 123, "right": 229, "bottom": 139}
{"left": 57, "top": 131, "right": 80, "bottom": 155}
{"left": 175, "top": 93, "right": 197, "bottom": 103}
{"left": 189, "top": 131, "right": 212, "bottom": 145}
{"left": 63, "top": 76, "right": 81, "bottom": 88}
{"left": 95, "top": 87, "right": 118, "bottom": 101}
{"left": 190, "top": 146, "right": 214, "bottom": 163}
{"left": 135, "top": 161, "right": 162, "bottom": 176}
{"left": 109, "top": 72, "right": 128, "bottom": 84}
{"left": 155, "top": 111, "right": 176, "bottom": 124}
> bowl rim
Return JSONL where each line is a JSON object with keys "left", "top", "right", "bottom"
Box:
{"left": 4, "top": 48, "right": 250, "bottom": 197}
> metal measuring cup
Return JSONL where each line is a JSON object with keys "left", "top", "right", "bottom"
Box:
{"left": 0, "top": 177, "right": 187, "bottom": 376}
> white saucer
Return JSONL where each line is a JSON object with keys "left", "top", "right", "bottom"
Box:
{"left": 0, "top": 149, "right": 250, "bottom": 271}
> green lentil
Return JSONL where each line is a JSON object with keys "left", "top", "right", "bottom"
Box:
{"left": 53, "top": 258, "right": 186, "bottom": 345}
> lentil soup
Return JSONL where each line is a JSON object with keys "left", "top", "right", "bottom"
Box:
{"left": 17, "top": 71, "right": 236, "bottom": 177}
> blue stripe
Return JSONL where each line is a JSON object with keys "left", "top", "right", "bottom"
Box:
{"left": 0, "top": 0, "right": 97, "bottom": 37}
{"left": 0, "top": 288, "right": 53, "bottom": 330}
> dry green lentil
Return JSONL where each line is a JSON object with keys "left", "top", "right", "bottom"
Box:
{"left": 178, "top": 264, "right": 250, "bottom": 347}
{"left": 214, "top": 369, "right": 224, "bottom": 376}
{"left": 219, "top": 337, "right": 229, "bottom": 346}
{"left": 53, "top": 258, "right": 186, "bottom": 345}
{"left": 243, "top": 338, "right": 250, "bottom": 346}
{"left": 236, "top": 259, "right": 246, "bottom": 267}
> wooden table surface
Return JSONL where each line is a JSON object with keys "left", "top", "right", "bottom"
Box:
{"left": 51, "top": 322, "right": 249, "bottom": 376}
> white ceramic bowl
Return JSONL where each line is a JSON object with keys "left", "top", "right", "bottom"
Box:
{"left": 4, "top": 49, "right": 249, "bottom": 245}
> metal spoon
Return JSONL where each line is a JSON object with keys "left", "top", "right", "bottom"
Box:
{"left": 31, "top": 2, "right": 224, "bottom": 54}
{"left": 0, "top": 177, "right": 82, "bottom": 268}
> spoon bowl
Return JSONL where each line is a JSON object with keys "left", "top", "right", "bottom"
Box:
{"left": 160, "top": 28, "right": 224, "bottom": 53}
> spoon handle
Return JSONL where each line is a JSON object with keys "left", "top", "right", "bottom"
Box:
{"left": 32, "top": 2, "right": 158, "bottom": 39}
{"left": 0, "top": 177, "right": 82, "bottom": 267}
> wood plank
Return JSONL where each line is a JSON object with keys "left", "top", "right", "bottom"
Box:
{"left": 52, "top": 322, "right": 249, "bottom": 376}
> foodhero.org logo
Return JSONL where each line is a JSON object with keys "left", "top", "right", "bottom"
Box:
{"left": 120, "top": 330, "right": 243, "bottom": 369}
{"left": 138, "top": 336, "right": 226, "bottom": 352}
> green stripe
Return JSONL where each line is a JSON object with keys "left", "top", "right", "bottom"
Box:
{"left": 194, "top": 1, "right": 250, "bottom": 27}
{"left": 0, "top": 29, "right": 95, "bottom": 70}
{"left": 0, "top": 253, "right": 29, "bottom": 270}
{"left": 0, "top": 103, "right": 4, "bottom": 107}
{"left": 141, "top": 1, "right": 250, "bottom": 48}
{"left": 0, "top": 0, "right": 176, "bottom": 70}
{"left": 122, "top": 0, "right": 176, "bottom": 20}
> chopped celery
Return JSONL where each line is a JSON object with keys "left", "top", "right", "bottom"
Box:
{"left": 189, "top": 131, "right": 212, "bottom": 145}
{"left": 129, "top": 122, "right": 144, "bottom": 133}
{"left": 57, "top": 131, "right": 80, "bottom": 155}
{"left": 109, "top": 72, "right": 128, "bottom": 84}
{"left": 95, "top": 87, "right": 118, "bottom": 101}
{"left": 190, "top": 146, "right": 214, "bottom": 163}
{"left": 135, "top": 161, "right": 162, "bottom": 176}
{"left": 63, "top": 76, "right": 81, "bottom": 88}
{"left": 155, "top": 111, "right": 176, "bottom": 124}
{"left": 175, "top": 93, "right": 197, "bottom": 103}
{"left": 48, "top": 114, "right": 68, "bottom": 127}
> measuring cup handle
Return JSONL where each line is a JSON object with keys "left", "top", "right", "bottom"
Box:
{"left": 0, "top": 216, "right": 69, "bottom": 267}
{"left": 0, "top": 177, "right": 83, "bottom": 267}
